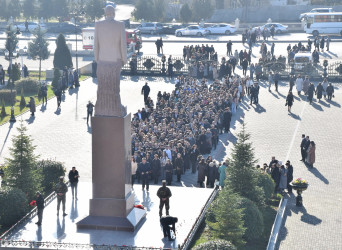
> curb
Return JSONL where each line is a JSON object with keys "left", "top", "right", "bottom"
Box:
{"left": 141, "top": 39, "right": 341, "bottom": 44}
{"left": 267, "top": 198, "right": 288, "bottom": 250}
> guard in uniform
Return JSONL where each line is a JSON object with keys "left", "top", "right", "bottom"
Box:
{"left": 157, "top": 180, "right": 172, "bottom": 217}
{"left": 55, "top": 176, "right": 68, "bottom": 216}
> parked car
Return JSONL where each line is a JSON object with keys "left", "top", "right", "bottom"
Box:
{"left": 207, "top": 23, "right": 236, "bottom": 35}
{"left": 48, "top": 22, "right": 81, "bottom": 34}
{"left": 255, "top": 23, "right": 288, "bottom": 34}
{"left": 16, "top": 22, "right": 47, "bottom": 32}
{"left": 299, "top": 8, "right": 333, "bottom": 20}
{"left": 137, "top": 22, "right": 163, "bottom": 35}
{"left": 161, "top": 24, "right": 185, "bottom": 34}
{"left": 175, "top": 25, "right": 209, "bottom": 37}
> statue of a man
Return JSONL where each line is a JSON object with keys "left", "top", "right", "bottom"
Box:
{"left": 94, "top": 5, "right": 127, "bottom": 117}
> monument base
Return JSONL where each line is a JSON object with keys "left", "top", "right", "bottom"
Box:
{"left": 77, "top": 208, "right": 146, "bottom": 232}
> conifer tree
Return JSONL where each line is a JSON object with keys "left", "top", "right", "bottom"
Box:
{"left": 53, "top": 34, "right": 73, "bottom": 70}
{"left": 0, "top": 98, "right": 6, "bottom": 118}
{"left": 28, "top": 25, "right": 50, "bottom": 82}
{"left": 226, "top": 122, "right": 265, "bottom": 206}
{"left": 4, "top": 120, "right": 41, "bottom": 198}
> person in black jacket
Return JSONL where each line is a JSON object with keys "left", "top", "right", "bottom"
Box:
{"left": 141, "top": 82, "right": 150, "bottom": 105}
{"left": 286, "top": 161, "right": 294, "bottom": 194}
{"left": 138, "top": 158, "right": 151, "bottom": 191}
{"left": 68, "top": 167, "right": 79, "bottom": 199}
{"left": 157, "top": 180, "right": 172, "bottom": 217}
{"left": 160, "top": 216, "right": 178, "bottom": 241}
{"left": 165, "top": 159, "right": 173, "bottom": 185}
{"left": 151, "top": 154, "right": 161, "bottom": 184}
{"left": 222, "top": 107, "right": 232, "bottom": 133}
{"left": 190, "top": 145, "right": 199, "bottom": 174}
{"left": 271, "top": 163, "right": 280, "bottom": 192}
{"left": 174, "top": 153, "right": 184, "bottom": 182}
{"left": 35, "top": 192, "right": 44, "bottom": 226}
{"left": 300, "top": 134, "right": 306, "bottom": 161}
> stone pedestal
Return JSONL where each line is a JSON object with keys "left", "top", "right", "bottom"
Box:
{"left": 77, "top": 114, "right": 146, "bottom": 231}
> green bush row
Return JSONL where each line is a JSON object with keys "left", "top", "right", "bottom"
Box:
{"left": 0, "top": 89, "right": 17, "bottom": 105}
{"left": 14, "top": 78, "right": 40, "bottom": 95}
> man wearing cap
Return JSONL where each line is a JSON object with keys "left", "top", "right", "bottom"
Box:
{"left": 35, "top": 192, "right": 44, "bottom": 226}
{"left": 68, "top": 167, "right": 79, "bottom": 200}
{"left": 157, "top": 180, "right": 172, "bottom": 217}
{"left": 55, "top": 176, "right": 68, "bottom": 216}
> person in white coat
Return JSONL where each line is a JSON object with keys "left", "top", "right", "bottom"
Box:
{"left": 296, "top": 75, "right": 304, "bottom": 95}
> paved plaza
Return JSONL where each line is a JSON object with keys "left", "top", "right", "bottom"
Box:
{"left": 0, "top": 69, "right": 341, "bottom": 248}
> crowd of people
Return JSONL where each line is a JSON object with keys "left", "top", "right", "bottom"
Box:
{"left": 130, "top": 72, "right": 263, "bottom": 187}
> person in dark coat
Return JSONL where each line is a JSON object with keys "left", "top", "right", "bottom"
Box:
{"left": 141, "top": 82, "right": 150, "bottom": 105}
{"left": 29, "top": 97, "right": 36, "bottom": 116}
{"left": 68, "top": 166, "right": 79, "bottom": 199}
{"left": 242, "top": 58, "right": 248, "bottom": 76}
{"left": 307, "top": 82, "right": 315, "bottom": 104}
{"left": 207, "top": 162, "right": 217, "bottom": 188}
{"left": 274, "top": 72, "right": 280, "bottom": 92}
{"left": 165, "top": 159, "right": 173, "bottom": 185}
{"left": 320, "top": 37, "right": 325, "bottom": 52}
{"left": 316, "top": 82, "right": 324, "bottom": 101}
{"left": 157, "top": 180, "right": 172, "bottom": 217}
{"left": 197, "top": 158, "right": 206, "bottom": 187}
{"left": 300, "top": 134, "right": 306, "bottom": 161}
{"left": 190, "top": 145, "right": 199, "bottom": 174}
{"left": 286, "top": 91, "right": 294, "bottom": 113}
{"left": 86, "top": 101, "right": 95, "bottom": 124}
{"left": 138, "top": 158, "right": 151, "bottom": 191}
{"left": 40, "top": 83, "right": 48, "bottom": 104}
{"left": 168, "top": 61, "right": 174, "bottom": 79}
{"left": 289, "top": 75, "right": 295, "bottom": 92}
{"left": 286, "top": 161, "right": 293, "bottom": 194}
{"left": 74, "top": 70, "right": 79, "bottom": 87}
{"left": 174, "top": 153, "right": 184, "bottom": 182}
{"left": 35, "top": 192, "right": 44, "bottom": 226}
{"left": 151, "top": 154, "right": 161, "bottom": 184}
{"left": 326, "top": 83, "right": 334, "bottom": 100}
{"left": 226, "top": 40, "right": 233, "bottom": 56}
{"left": 271, "top": 163, "right": 280, "bottom": 192}
{"left": 222, "top": 107, "right": 232, "bottom": 133}
{"left": 160, "top": 216, "right": 178, "bottom": 241}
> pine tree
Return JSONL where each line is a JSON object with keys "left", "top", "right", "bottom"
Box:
{"left": 53, "top": 34, "right": 73, "bottom": 70}
{"left": 28, "top": 25, "right": 50, "bottom": 82}
{"left": 207, "top": 188, "right": 246, "bottom": 247}
{"left": 85, "top": 0, "right": 104, "bottom": 22}
{"left": 20, "top": 88, "right": 26, "bottom": 108}
{"left": 52, "top": 0, "right": 69, "bottom": 20}
{"left": 38, "top": 0, "right": 53, "bottom": 20}
{"left": 226, "top": 122, "right": 265, "bottom": 206}
{"left": 4, "top": 120, "right": 41, "bottom": 199}
{"left": 23, "top": 0, "right": 36, "bottom": 20}
{"left": 7, "top": 0, "right": 21, "bottom": 20}
{"left": 180, "top": 3, "right": 192, "bottom": 23}
{"left": 5, "top": 24, "right": 19, "bottom": 89}
{"left": 0, "top": 98, "right": 6, "bottom": 118}
{"left": 191, "top": 0, "right": 214, "bottom": 22}
{"left": 132, "top": 0, "right": 155, "bottom": 21}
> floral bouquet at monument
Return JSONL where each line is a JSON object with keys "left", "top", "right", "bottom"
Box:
{"left": 292, "top": 178, "right": 308, "bottom": 187}
{"left": 30, "top": 200, "right": 37, "bottom": 207}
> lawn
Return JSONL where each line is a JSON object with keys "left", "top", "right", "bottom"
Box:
{"left": 0, "top": 74, "right": 91, "bottom": 126}
{"left": 190, "top": 195, "right": 281, "bottom": 250}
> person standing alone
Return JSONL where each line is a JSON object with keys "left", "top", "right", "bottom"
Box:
{"left": 141, "top": 82, "right": 150, "bottom": 105}
{"left": 86, "top": 101, "right": 95, "bottom": 124}
{"left": 35, "top": 192, "right": 44, "bottom": 226}
{"left": 68, "top": 167, "right": 79, "bottom": 200}
{"left": 55, "top": 176, "right": 68, "bottom": 216}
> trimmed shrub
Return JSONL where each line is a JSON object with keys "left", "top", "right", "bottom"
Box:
{"left": 257, "top": 172, "right": 275, "bottom": 201}
{"left": 37, "top": 159, "right": 66, "bottom": 196}
{"left": 193, "top": 240, "right": 236, "bottom": 250}
{"left": 14, "top": 78, "right": 39, "bottom": 95}
{"left": 0, "top": 89, "right": 17, "bottom": 104}
{"left": 0, "top": 187, "right": 28, "bottom": 227}
{"left": 239, "top": 198, "right": 264, "bottom": 241}
{"left": 1, "top": 98, "right": 6, "bottom": 118}
{"left": 20, "top": 88, "right": 26, "bottom": 108}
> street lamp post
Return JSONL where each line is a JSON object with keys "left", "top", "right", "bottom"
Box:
{"left": 72, "top": 9, "right": 85, "bottom": 80}
{"left": 5, "top": 49, "right": 18, "bottom": 123}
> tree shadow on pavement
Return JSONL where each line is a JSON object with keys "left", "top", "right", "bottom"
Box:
{"left": 0, "top": 122, "right": 13, "bottom": 157}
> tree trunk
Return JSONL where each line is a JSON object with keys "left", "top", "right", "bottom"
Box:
{"left": 39, "top": 58, "right": 41, "bottom": 82}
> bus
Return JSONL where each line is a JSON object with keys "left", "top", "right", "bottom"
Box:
{"left": 304, "top": 12, "right": 342, "bottom": 37}
{"left": 82, "top": 27, "right": 142, "bottom": 50}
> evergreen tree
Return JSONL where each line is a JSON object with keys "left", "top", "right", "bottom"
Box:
{"left": 206, "top": 189, "right": 246, "bottom": 247}
{"left": 154, "top": 0, "right": 165, "bottom": 22}
{"left": 0, "top": 98, "right": 6, "bottom": 118}
{"left": 28, "top": 25, "right": 50, "bottom": 82}
{"left": 132, "top": 0, "right": 155, "bottom": 21}
{"left": 7, "top": 0, "right": 21, "bottom": 20}
{"left": 4, "top": 120, "right": 41, "bottom": 198}
{"left": 53, "top": 34, "right": 73, "bottom": 70}
{"left": 23, "top": 0, "right": 36, "bottom": 20}
{"left": 20, "top": 88, "right": 26, "bottom": 108}
{"left": 0, "top": 0, "right": 8, "bottom": 20}
{"left": 180, "top": 3, "right": 192, "bottom": 23}
{"left": 5, "top": 24, "right": 19, "bottom": 89}
{"left": 226, "top": 123, "right": 265, "bottom": 206}
{"left": 52, "top": 0, "right": 69, "bottom": 20}
{"left": 85, "top": 0, "right": 104, "bottom": 22}
{"left": 38, "top": 0, "right": 53, "bottom": 21}
{"left": 11, "top": 63, "right": 22, "bottom": 83}
{"left": 191, "top": 0, "right": 214, "bottom": 22}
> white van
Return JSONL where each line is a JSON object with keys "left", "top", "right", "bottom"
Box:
{"left": 294, "top": 53, "right": 312, "bottom": 70}
{"left": 299, "top": 8, "right": 333, "bottom": 20}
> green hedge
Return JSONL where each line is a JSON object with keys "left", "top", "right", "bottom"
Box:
{"left": 193, "top": 240, "right": 236, "bottom": 250}
{"left": 0, "top": 89, "right": 17, "bottom": 104}
{"left": 14, "top": 78, "right": 39, "bottom": 95}
{"left": 37, "top": 159, "right": 66, "bottom": 196}
{"left": 0, "top": 187, "right": 28, "bottom": 227}
{"left": 239, "top": 198, "right": 264, "bottom": 241}
{"left": 257, "top": 172, "right": 275, "bottom": 201}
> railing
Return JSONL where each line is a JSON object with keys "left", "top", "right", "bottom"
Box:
{"left": 0, "top": 240, "right": 170, "bottom": 249}
{"left": 179, "top": 186, "right": 219, "bottom": 250}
